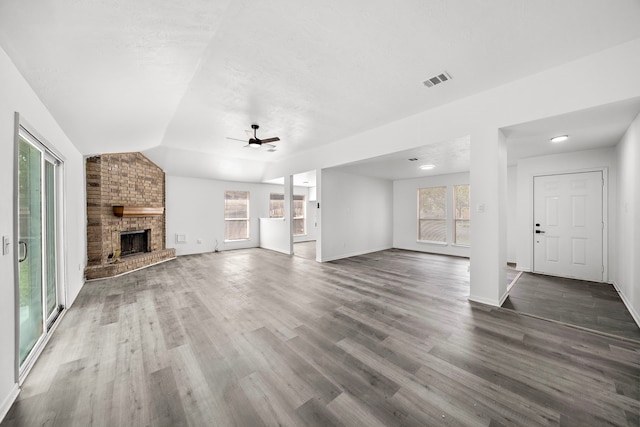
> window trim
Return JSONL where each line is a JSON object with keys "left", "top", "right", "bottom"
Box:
{"left": 269, "top": 193, "right": 285, "bottom": 219}
{"left": 293, "top": 194, "right": 306, "bottom": 236}
{"left": 417, "top": 186, "right": 447, "bottom": 244}
{"left": 224, "top": 190, "right": 250, "bottom": 242}
{"left": 453, "top": 184, "right": 470, "bottom": 247}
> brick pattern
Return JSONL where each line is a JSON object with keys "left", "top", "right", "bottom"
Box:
{"left": 85, "top": 152, "right": 175, "bottom": 279}
{"left": 84, "top": 249, "right": 175, "bottom": 280}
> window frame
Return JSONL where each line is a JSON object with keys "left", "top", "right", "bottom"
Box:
{"left": 224, "top": 190, "right": 250, "bottom": 242}
{"left": 269, "top": 193, "right": 306, "bottom": 236}
{"left": 417, "top": 186, "right": 447, "bottom": 244}
{"left": 269, "top": 193, "right": 284, "bottom": 219}
{"left": 453, "top": 184, "right": 470, "bottom": 247}
{"left": 293, "top": 194, "right": 306, "bottom": 236}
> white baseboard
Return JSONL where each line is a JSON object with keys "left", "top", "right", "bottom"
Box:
{"left": 612, "top": 281, "right": 640, "bottom": 328}
{"left": 469, "top": 294, "right": 502, "bottom": 307}
{"left": 498, "top": 288, "right": 509, "bottom": 306}
{"left": 0, "top": 383, "right": 20, "bottom": 423}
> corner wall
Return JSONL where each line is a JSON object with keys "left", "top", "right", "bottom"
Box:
{"left": 166, "top": 175, "right": 309, "bottom": 256}
{"left": 515, "top": 147, "right": 617, "bottom": 277}
{"left": 0, "top": 47, "right": 86, "bottom": 420}
{"left": 507, "top": 166, "right": 518, "bottom": 263}
{"left": 393, "top": 172, "right": 470, "bottom": 258}
{"left": 319, "top": 169, "right": 393, "bottom": 262}
{"left": 615, "top": 112, "right": 640, "bottom": 325}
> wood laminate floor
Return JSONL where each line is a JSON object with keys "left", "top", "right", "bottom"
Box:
{"left": 503, "top": 272, "right": 640, "bottom": 341}
{"left": 294, "top": 241, "right": 316, "bottom": 260}
{"left": 3, "top": 248, "right": 639, "bottom": 426}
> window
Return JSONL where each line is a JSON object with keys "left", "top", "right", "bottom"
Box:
{"left": 418, "top": 187, "right": 446, "bottom": 242}
{"left": 224, "top": 191, "right": 249, "bottom": 241}
{"left": 270, "top": 193, "right": 306, "bottom": 236}
{"left": 293, "top": 194, "right": 305, "bottom": 236}
{"left": 453, "top": 185, "right": 470, "bottom": 246}
{"left": 269, "top": 193, "right": 284, "bottom": 218}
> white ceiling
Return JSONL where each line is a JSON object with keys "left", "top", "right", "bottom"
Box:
{"left": 264, "top": 170, "right": 317, "bottom": 188}
{"left": 504, "top": 97, "right": 640, "bottom": 164}
{"left": 330, "top": 97, "right": 640, "bottom": 181}
{"left": 332, "top": 137, "right": 470, "bottom": 181}
{"left": 1, "top": 1, "right": 640, "bottom": 182}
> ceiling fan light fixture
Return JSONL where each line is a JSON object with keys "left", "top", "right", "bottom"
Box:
{"left": 550, "top": 135, "right": 569, "bottom": 143}
{"left": 248, "top": 139, "right": 261, "bottom": 147}
{"left": 419, "top": 164, "right": 435, "bottom": 170}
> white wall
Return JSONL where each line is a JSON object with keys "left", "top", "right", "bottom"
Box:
{"left": 166, "top": 176, "right": 309, "bottom": 256}
{"left": 515, "top": 147, "right": 617, "bottom": 279}
{"left": 615, "top": 112, "right": 640, "bottom": 325}
{"left": 319, "top": 169, "right": 393, "bottom": 262}
{"left": 507, "top": 166, "right": 518, "bottom": 263}
{"left": 259, "top": 218, "right": 290, "bottom": 254}
{"left": 393, "top": 172, "right": 470, "bottom": 258}
{"left": 262, "top": 39, "right": 640, "bottom": 306}
{"left": 0, "top": 47, "right": 86, "bottom": 419}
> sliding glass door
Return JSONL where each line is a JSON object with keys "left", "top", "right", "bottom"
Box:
{"left": 17, "top": 129, "right": 61, "bottom": 371}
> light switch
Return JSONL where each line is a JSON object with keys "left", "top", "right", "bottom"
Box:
{"left": 2, "top": 236, "right": 10, "bottom": 255}
{"left": 476, "top": 203, "right": 485, "bottom": 213}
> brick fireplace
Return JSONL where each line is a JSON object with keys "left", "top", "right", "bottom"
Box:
{"left": 85, "top": 152, "right": 175, "bottom": 280}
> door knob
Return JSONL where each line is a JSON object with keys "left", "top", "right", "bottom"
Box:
{"left": 535, "top": 230, "right": 545, "bottom": 234}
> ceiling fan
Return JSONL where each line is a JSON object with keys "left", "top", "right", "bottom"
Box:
{"left": 227, "top": 124, "right": 280, "bottom": 149}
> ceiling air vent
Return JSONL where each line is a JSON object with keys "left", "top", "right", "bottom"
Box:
{"left": 423, "top": 71, "right": 452, "bottom": 88}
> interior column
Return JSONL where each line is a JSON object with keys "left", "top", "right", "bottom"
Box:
{"left": 284, "top": 174, "right": 294, "bottom": 255}
{"left": 469, "top": 127, "right": 508, "bottom": 305}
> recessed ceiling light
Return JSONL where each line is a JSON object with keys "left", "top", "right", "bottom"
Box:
{"left": 419, "top": 164, "right": 435, "bottom": 170}
{"left": 550, "top": 135, "right": 569, "bottom": 143}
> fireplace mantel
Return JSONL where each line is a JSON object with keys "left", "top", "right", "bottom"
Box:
{"left": 113, "top": 206, "right": 164, "bottom": 217}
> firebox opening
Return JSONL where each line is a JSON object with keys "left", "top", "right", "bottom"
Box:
{"left": 120, "top": 230, "right": 150, "bottom": 257}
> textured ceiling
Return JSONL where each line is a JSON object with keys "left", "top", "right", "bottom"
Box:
{"left": 1, "top": 0, "right": 640, "bottom": 181}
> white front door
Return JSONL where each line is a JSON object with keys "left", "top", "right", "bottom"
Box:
{"left": 533, "top": 171, "right": 603, "bottom": 282}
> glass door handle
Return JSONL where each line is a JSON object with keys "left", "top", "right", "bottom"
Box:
{"left": 18, "top": 241, "right": 27, "bottom": 262}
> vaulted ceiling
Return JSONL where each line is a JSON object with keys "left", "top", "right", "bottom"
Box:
{"left": 1, "top": 0, "right": 640, "bottom": 182}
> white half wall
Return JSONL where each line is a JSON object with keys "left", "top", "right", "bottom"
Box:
{"left": 615, "top": 111, "right": 640, "bottom": 325}
{"left": 393, "top": 172, "right": 470, "bottom": 258}
{"left": 319, "top": 169, "right": 393, "bottom": 262}
{"left": 260, "top": 218, "right": 291, "bottom": 255}
{"left": 515, "top": 147, "right": 617, "bottom": 278}
{"left": 166, "top": 175, "right": 309, "bottom": 256}
{"left": 0, "top": 47, "right": 86, "bottom": 420}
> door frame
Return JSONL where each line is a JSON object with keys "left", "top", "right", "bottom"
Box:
{"left": 13, "top": 113, "right": 67, "bottom": 384}
{"left": 530, "top": 167, "right": 608, "bottom": 283}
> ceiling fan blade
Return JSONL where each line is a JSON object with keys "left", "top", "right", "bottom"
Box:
{"left": 226, "top": 137, "right": 247, "bottom": 142}
{"left": 260, "top": 137, "right": 280, "bottom": 143}
{"left": 245, "top": 129, "right": 254, "bottom": 139}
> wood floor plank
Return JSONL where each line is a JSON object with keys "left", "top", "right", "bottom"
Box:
{"left": 3, "top": 248, "right": 639, "bottom": 426}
